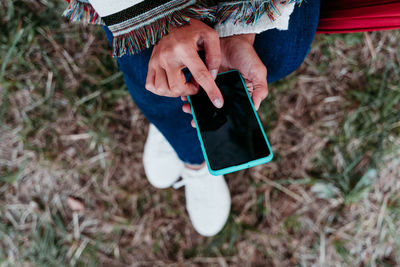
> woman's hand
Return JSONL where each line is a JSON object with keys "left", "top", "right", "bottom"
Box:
{"left": 219, "top": 34, "right": 268, "bottom": 110}
{"left": 146, "top": 19, "right": 224, "bottom": 108}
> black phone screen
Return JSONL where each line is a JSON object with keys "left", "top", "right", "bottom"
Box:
{"left": 190, "top": 70, "right": 271, "bottom": 171}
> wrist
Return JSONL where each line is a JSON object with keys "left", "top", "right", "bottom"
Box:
{"left": 239, "top": 33, "right": 256, "bottom": 44}
{"left": 221, "top": 33, "right": 256, "bottom": 45}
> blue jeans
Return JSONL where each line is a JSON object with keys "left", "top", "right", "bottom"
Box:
{"left": 104, "top": 0, "right": 320, "bottom": 165}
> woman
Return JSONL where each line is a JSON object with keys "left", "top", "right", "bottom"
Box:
{"left": 64, "top": 0, "right": 321, "bottom": 236}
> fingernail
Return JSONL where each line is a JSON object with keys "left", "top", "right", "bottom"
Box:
{"left": 214, "top": 98, "right": 223, "bottom": 108}
{"left": 210, "top": 69, "right": 218, "bottom": 80}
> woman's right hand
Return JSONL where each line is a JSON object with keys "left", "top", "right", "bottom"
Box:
{"left": 145, "top": 19, "right": 224, "bottom": 108}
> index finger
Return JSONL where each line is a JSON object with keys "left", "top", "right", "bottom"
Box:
{"left": 202, "top": 30, "right": 222, "bottom": 79}
{"left": 183, "top": 51, "right": 223, "bottom": 108}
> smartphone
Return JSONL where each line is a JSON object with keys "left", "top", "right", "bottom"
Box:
{"left": 187, "top": 70, "right": 273, "bottom": 176}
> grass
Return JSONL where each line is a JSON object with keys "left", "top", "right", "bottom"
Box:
{"left": 1, "top": 0, "right": 400, "bottom": 266}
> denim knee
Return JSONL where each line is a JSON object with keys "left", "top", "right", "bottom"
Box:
{"left": 254, "top": 0, "right": 321, "bottom": 84}
{"left": 265, "top": 44, "right": 313, "bottom": 83}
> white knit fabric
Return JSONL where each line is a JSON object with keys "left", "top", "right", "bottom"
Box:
{"left": 215, "top": 2, "right": 295, "bottom": 37}
{"left": 83, "top": 0, "right": 295, "bottom": 36}
{"left": 88, "top": 0, "right": 142, "bottom": 17}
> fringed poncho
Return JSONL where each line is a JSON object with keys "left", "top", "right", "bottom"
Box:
{"left": 63, "top": 0, "right": 302, "bottom": 57}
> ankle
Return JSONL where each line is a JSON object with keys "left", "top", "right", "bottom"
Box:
{"left": 184, "top": 162, "right": 205, "bottom": 170}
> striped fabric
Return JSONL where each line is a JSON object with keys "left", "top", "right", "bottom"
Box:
{"left": 64, "top": 0, "right": 302, "bottom": 57}
{"left": 318, "top": 0, "right": 400, "bottom": 33}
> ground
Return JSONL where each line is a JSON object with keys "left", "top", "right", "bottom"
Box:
{"left": 1, "top": 1, "right": 400, "bottom": 266}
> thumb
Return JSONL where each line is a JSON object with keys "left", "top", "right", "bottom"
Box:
{"left": 251, "top": 80, "right": 269, "bottom": 110}
{"left": 248, "top": 62, "right": 268, "bottom": 110}
{"left": 202, "top": 30, "right": 222, "bottom": 80}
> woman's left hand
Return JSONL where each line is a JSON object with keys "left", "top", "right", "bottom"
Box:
{"left": 182, "top": 34, "right": 269, "bottom": 127}
{"left": 219, "top": 34, "right": 268, "bottom": 110}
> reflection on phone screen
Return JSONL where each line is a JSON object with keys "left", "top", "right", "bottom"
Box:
{"left": 190, "top": 70, "right": 271, "bottom": 171}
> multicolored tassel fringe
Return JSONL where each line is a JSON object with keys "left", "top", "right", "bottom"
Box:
{"left": 216, "top": 0, "right": 302, "bottom": 25}
{"left": 110, "top": 0, "right": 301, "bottom": 56}
{"left": 63, "top": 0, "right": 102, "bottom": 25}
{"left": 63, "top": 0, "right": 302, "bottom": 57}
{"left": 112, "top": 5, "right": 215, "bottom": 57}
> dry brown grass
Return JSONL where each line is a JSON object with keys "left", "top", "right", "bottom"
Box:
{"left": 1, "top": 1, "right": 400, "bottom": 266}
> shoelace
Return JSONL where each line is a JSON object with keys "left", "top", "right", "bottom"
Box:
{"left": 172, "top": 168, "right": 209, "bottom": 189}
{"left": 172, "top": 179, "right": 186, "bottom": 189}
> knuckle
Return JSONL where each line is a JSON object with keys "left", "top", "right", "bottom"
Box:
{"left": 196, "top": 69, "right": 210, "bottom": 84}
{"left": 145, "top": 82, "right": 153, "bottom": 91}
{"left": 260, "top": 88, "right": 269, "bottom": 99}
{"left": 260, "top": 65, "right": 267, "bottom": 76}
{"left": 170, "top": 90, "right": 182, "bottom": 98}
{"left": 254, "top": 65, "right": 268, "bottom": 81}
{"left": 148, "top": 59, "right": 158, "bottom": 69}
{"left": 206, "top": 28, "right": 219, "bottom": 39}
{"left": 152, "top": 86, "right": 160, "bottom": 94}
{"left": 179, "top": 86, "right": 190, "bottom": 96}
{"left": 159, "top": 54, "right": 171, "bottom": 65}
{"left": 159, "top": 46, "right": 175, "bottom": 59}
{"left": 172, "top": 43, "right": 186, "bottom": 54}
{"left": 170, "top": 83, "right": 183, "bottom": 93}
{"left": 156, "top": 87, "right": 168, "bottom": 96}
{"left": 164, "top": 44, "right": 175, "bottom": 54}
{"left": 189, "top": 85, "right": 199, "bottom": 95}
{"left": 206, "top": 54, "right": 221, "bottom": 67}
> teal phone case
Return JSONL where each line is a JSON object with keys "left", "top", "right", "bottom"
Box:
{"left": 187, "top": 70, "right": 273, "bottom": 176}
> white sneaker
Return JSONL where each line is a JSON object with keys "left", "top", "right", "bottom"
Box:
{"left": 173, "top": 166, "right": 231, "bottom": 236}
{"left": 143, "top": 124, "right": 184, "bottom": 189}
